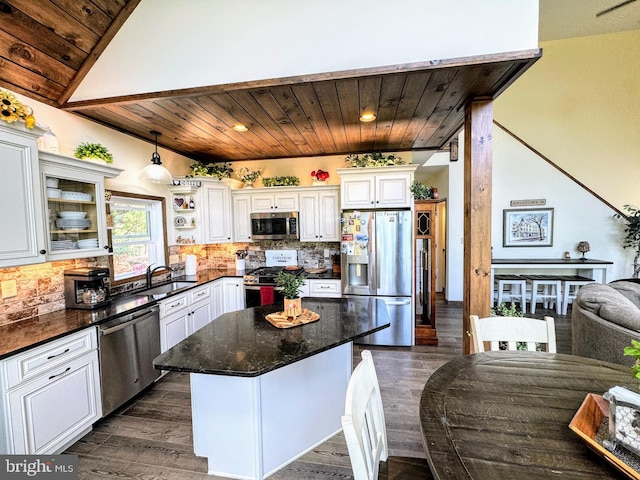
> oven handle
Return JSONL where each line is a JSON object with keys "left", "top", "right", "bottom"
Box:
{"left": 244, "top": 285, "right": 282, "bottom": 291}
{"left": 99, "top": 307, "right": 159, "bottom": 336}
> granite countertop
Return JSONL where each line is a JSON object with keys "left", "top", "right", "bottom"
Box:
{"left": 153, "top": 297, "right": 389, "bottom": 377}
{"left": 491, "top": 258, "right": 613, "bottom": 265}
{"left": 0, "top": 268, "right": 242, "bottom": 360}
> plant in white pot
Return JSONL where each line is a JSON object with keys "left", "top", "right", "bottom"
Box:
{"left": 276, "top": 271, "right": 306, "bottom": 318}
{"left": 74, "top": 142, "right": 113, "bottom": 163}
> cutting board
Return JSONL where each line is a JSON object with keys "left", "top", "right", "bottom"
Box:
{"left": 305, "top": 268, "right": 328, "bottom": 274}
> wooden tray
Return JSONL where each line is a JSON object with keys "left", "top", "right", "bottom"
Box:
{"left": 569, "top": 393, "right": 640, "bottom": 479}
{"left": 265, "top": 308, "right": 320, "bottom": 329}
{"left": 305, "top": 268, "right": 327, "bottom": 274}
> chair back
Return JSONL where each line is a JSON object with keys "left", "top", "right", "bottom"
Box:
{"left": 341, "top": 350, "right": 388, "bottom": 480}
{"left": 470, "top": 315, "right": 556, "bottom": 353}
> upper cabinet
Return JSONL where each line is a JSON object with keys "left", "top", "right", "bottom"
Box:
{"left": 201, "top": 180, "right": 233, "bottom": 244}
{"left": 231, "top": 192, "right": 252, "bottom": 243}
{"left": 40, "top": 152, "right": 122, "bottom": 261}
{"left": 0, "top": 123, "right": 46, "bottom": 267}
{"left": 169, "top": 183, "right": 200, "bottom": 246}
{"left": 251, "top": 190, "right": 299, "bottom": 212}
{"left": 337, "top": 165, "right": 418, "bottom": 209}
{"left": 299, "top": 187, "right": 340, "bottom": 242}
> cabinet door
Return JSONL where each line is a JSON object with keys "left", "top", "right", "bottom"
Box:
{"left": 318, "top": 190, "right": 340, "bottom": 241}
{"left": 222, "top": 278, "right": 244, "bottom": 313}
{"left": 298, "top": 193, "right": 319, "bottom": 242}
{"left": 251, "top": 194, "right": 275, "bottom": 212}
{"left": 189, "top": 301, "right": 213, "bottom": 334}
{"left": 232, "top": 194, "right": 253, "bottom": 242}
{"left": 375, "top": 174, "right": 412, "bottom": 208}
{"left": 340, "top": 177, "right": 375, "bottom": 209}
{"left": 203, "top": 183, "right": 232, "bottom": 243}
{"left": 0, "top": 124, "right": 45, "bottom": 267}
{"left": 274, "top": 192, "right": 299, "bottom": 211}
{"left": 211, "top": 280, "right": 224, "bottom": 320}
{"left": 6, "top": 351, "right": 101, "bottom": 454}
{"left": 160, "top": 311, "right": 189, "bottom": 352}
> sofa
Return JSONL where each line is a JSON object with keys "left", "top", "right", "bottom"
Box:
{"left": 572, "top": 280, "right": 640, "bottom": 367}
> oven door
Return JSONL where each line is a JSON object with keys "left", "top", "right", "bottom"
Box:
{"left": 245, "top": 285, "right": 285, "bottom": 308}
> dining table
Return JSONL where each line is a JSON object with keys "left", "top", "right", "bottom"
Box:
{"left": 420, "top": 352, "right": 635, "bottom": 479}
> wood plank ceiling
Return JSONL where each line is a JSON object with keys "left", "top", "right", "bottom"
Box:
{"left": 0, "top": 0, "right": 541, "bottom": 164}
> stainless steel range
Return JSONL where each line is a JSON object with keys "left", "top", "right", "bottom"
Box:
{"left": 244, "top": 250, "right": 303, "bottom": 307}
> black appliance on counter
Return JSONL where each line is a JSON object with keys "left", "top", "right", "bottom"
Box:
{"left": 63, "top": 267, "right": 111, "bottom": 309}
{"left": 243, "top": 266, "right": 304, "bottom": 307}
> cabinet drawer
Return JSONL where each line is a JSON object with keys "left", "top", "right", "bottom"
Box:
{"left": 189, "top": 284, "right": 211, "bottom": 304}
{"left": 309, "top": 280, "right": 341, "bottom": 297}
{"left": 160, "top": 293, "right": 189, "bottom": 316}
{"left": 2, "top": 328, "right": 97, "bottom": 390}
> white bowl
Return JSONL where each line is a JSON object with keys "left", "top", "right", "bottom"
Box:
{"left": 58, "top": 211, "right": 87, "bottom": 219}
{"left": 47, "top": 188, "right": 61, "bottom": 198}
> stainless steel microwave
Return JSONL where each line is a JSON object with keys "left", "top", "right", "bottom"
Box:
{"left": 250, "top": 212, "right": 299, "bottom": 240}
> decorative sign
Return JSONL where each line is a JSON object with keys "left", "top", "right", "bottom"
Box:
{"left": 172, "top": 179, "right": 201, "bottom": 187}
{"left": 510, "top": 199, "right": 546, "bottom": 207}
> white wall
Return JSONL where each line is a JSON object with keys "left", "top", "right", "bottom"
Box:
{"left": 71, "top": 0, "right": 539, "bottom": 101}
{"left": 442, "top": 126, "right": 633, "bottom": 302}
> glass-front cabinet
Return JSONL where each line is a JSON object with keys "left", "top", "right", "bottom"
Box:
{"left": 40, "top": 152, "right": 122, "bottom": 261}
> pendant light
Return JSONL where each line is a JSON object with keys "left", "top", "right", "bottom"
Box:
{"left": 140, "top": 130, "right": 173, "bottom": 184}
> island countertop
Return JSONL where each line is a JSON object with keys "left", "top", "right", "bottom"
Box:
{"left": 153, "top": 297, "right": 390, "bottom": 377}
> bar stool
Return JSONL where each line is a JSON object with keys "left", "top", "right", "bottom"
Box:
{"left": 494, "top": 274, "right": 527, "bottom": 313}
{"left": 522, "top": 274, "right": 563, "bottom": 315}
{"left": 561, "top": 275, "right": 594, "bottom": 315}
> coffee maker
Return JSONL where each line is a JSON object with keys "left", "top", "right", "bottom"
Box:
{"left": 64, "top": 267, "right": 111, "bottom": 309}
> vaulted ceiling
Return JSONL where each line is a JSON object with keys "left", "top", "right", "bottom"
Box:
{"left": 3, "top": 1, "right": 634, "bottom": 163}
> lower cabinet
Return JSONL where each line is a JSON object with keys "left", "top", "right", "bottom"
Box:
{"left": 159, "top": 280, "right": 244, "bottom": 354}
{"left": 0, "top": 328, "right": 101, "bottom": 454}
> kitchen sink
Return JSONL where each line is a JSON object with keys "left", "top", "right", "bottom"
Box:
{"left": 134, "top": 281, "right": 196, "bottom": 297}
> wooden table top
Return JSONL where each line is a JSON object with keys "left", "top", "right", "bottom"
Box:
{"left": 420, "top": 352, "right": 634, "bottom": 479}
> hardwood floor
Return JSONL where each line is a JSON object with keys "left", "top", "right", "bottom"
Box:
{"left": 64, "top": 298, "right": 572, "bottom": 479}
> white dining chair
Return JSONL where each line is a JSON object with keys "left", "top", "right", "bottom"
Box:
{"left": 341, "top": 350, "right": 433, "bottom": 480}
{"left": 470, "top": 314, "right": 557, "bottom": 353}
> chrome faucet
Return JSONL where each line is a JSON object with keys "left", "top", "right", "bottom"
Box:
{"left": 146, "top": 264, "right": 174, "bottom": 288}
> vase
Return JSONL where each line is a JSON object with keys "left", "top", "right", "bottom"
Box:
{"left": 312, "top": 179, "right": 328, "bottom": 186}
{"left": 284, "top": 297, "right": 302, "bottom": 318}
{"left": 244, "top": 182, "right": 253, "bottom": 189}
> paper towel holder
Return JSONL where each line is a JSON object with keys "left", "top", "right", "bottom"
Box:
{"left": 185, "top": 254, "right": 197, "bottom": 276}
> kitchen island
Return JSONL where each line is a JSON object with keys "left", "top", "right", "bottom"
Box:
{"left": 153, "top": 296, "right": 390, "bottom": 479}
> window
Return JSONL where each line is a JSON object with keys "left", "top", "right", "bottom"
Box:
{"left": 108, "top": 192, "right": 168, "bottom": 283}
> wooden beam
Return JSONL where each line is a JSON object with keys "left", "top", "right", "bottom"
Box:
{"left": 463, "top": 100, "right": 493, "bottom": 355}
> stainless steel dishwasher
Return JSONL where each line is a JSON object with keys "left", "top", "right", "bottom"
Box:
{"left": 97, "top": 306, "right": 161, "bottom": 417}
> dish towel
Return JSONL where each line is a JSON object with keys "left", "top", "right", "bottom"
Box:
{"left": 260, "top": 286, "right": 275, "bottom": 306}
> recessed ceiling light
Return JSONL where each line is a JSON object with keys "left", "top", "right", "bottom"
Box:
{"left": 359, "top": 113, "right": 376, "bottom": 123}
{"left": 233, "top": 124, "right": 248, "bottom": 132}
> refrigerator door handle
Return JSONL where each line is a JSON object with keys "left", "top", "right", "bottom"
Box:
{"left": 385, "top": 299, "right": 411, "bottom": 306}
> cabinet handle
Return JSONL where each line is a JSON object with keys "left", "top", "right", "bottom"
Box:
{"left": 48, "top": 367, "right": 71, "bottom": 380}
{"left": 47, "top": 348, "right": 70, "bottom": 360}
{"left": 169, "top": 301, "right": 182, "bottom": 308}
{"left": 195, "top": 291, "right": 206, "bottom": 297}
{"left": 40, "top": 249, "right": 47, "bottom": 254}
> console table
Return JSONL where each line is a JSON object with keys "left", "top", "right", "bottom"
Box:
{"left": 491, "top": 258, "right": 613, "bottom": 283}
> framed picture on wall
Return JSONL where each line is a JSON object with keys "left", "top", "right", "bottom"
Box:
{"left": 503, "top": 208, "right": 554, "bottom": 247}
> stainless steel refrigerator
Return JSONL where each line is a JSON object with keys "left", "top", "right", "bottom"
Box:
{"left": 341, "top": 210, "right": 413, "bottom": 346}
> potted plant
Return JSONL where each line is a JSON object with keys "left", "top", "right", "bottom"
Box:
{"left": 276, "top": 271, "right": 306, "bottom": 318}
{"left": 410, "top": 181, "right": 434, "bottom": 200}
{"left": 311, "top": 169, "right": 329, "bottom": 185}
{"left": 237, "top": 166, "right": 261, "bottom": 188}
{"left": 74, "top": 142, "right": 113, "bottom": 163}
{"left": 344, "top": 152, "right": 405, "bottom": 168}
{"left": 188, "top": 162, "right": 233, "bottom": 179}
{"left": 614, "top": 205, "right": 640, "bottom": 278}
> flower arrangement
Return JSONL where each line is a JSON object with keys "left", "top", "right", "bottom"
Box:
{"left": 74, "top": 142, "right": 113, "bottom": 163}
{"left": 188, "top": 162, "right": 233, "bottom": 179}
{"left": 0, "top": 89, "right": 35, "bottom": 128}
{"left": 262, "top": 176, "right": 300, "bottom": 187}
{"left": 345, "top": 152, "right": 405, "bottom": 168}
{"left": 311, "top": 169, "right": 329, "bottom": 182}
{"left": 237, "top": 166, "right": 261, "bottom": 184}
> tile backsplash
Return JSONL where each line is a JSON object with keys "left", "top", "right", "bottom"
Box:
{"left": 0, "top": 241, "right": 339, "bottom": 327}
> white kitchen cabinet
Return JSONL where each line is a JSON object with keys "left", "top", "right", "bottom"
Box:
{"left": 0, "top": 123, "right": 46, "bottom": 267}
{"left": 40, "top": 152, "right": 122, "bottom": 261}
{"left": 337, "top": 165, "right": 418, "bottom": 209}
{"left": 159, "top": 284, "right": 216, "bottom": 352}
{"left": 308, "top": 279, "right": 342, "bottom": 298}
{"left": 231, "top": 192, "right": 253, "bottom": 242}
{"left": 299, "top": 187, "right": 340, "bottom": 242}
{"left": 211, "top": 279, "right": 224, "bottom": 321}
{"left": 251, "top": 189, "right": 299, "bottom": 212}
{"left": 0, "top": 328, "right": 101, "bottom": 454}
{"left": 222, "top": 278, "right": 244, "bottom": 313}
{"left": 202, "top": 180, "right": 233, "bottom": 243}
